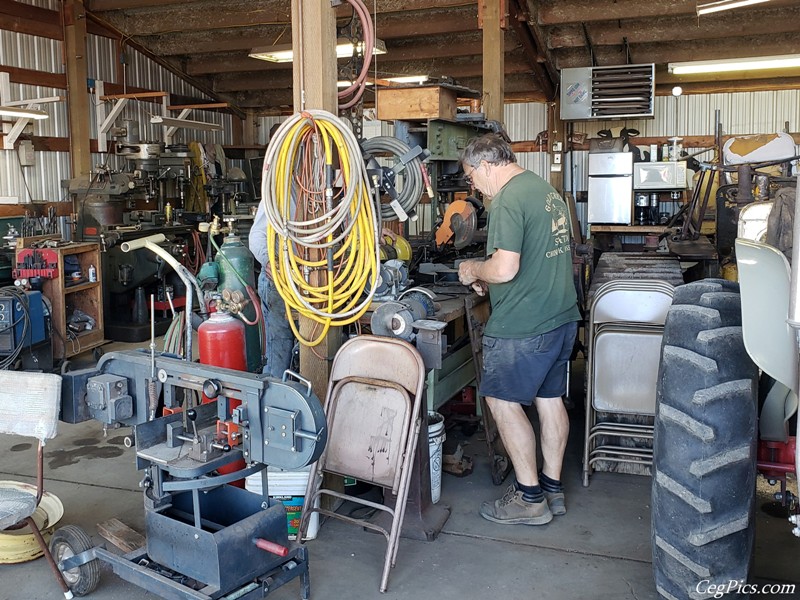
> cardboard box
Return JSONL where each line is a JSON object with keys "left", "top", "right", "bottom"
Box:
{"left": 376, "top": 85, "right": 458, "bottom": 121}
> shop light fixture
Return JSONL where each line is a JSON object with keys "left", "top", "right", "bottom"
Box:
{"left": 150, "top": 115, "right": 223, "bottom": 131}
{"left": 336, "top": 75, "right": 429, "bottom": 88}
{"left": 0, "top": 106, "right": 49, "bottom": 120}
{"left": 668, "top": 54, "right": 800, "bottom": 74}
{"left": 697, "top": 0, "right": 771, "bottom": 15}
{"left": 337, "top": 80, "right": 374, "bottom": 88}
{"left": 383, "top": 75, "right": 429, "bottom": 85}
{"left": 249, "top": 38, "right": 387, "bottom": 63}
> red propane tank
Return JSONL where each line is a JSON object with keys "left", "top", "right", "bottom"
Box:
{"left": 199, "top": 311, "right": 247, "bottom": 371}
{"left": 198, "top": 311, "right": 247, "bottom": 486}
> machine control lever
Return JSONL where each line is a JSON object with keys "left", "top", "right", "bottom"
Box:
{"left": 294, "top": 429, "right": 323, "bottom": 443}
{"left": 254, "top": 538, "right": 289, "bottom": 557}
{"left": 210, "top": 441, "right": 231, "bottom": 452}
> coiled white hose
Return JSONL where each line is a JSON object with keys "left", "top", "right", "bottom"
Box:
{"left": 260, "top": 110, "right": 380, "bottom": 347}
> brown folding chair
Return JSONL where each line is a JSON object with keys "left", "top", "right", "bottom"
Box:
{"left": 298, "top": 335, "right": 425, "bottom": 593}
{"left": 0, "top": 371, "right": 88, "bottom": 599}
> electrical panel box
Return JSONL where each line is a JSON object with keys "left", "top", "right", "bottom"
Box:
{"left": 18, "top": 139, "right": 35, "bottom": 166}
{"left": 0, "top": 291, "right": 46, "bottom": 354}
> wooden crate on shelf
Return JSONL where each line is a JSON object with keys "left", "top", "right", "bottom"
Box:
{"left": 376, "top": 85, "right": 458, "bottom": 121}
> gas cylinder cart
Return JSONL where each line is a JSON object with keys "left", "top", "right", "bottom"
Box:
{"left": 51, "top": 232, "right": 328, "bottom": 600}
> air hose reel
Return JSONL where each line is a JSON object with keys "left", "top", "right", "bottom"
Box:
{"left": 361, "top": 136, "right": 430, "bottom": 222}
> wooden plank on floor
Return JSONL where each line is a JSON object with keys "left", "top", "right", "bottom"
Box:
{"left": 97, "top": 518, "right": 145, "bottom": 553}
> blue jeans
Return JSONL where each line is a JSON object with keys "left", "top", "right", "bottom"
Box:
{"left": 258, "top": 269, "right": 295, "bottom": 379}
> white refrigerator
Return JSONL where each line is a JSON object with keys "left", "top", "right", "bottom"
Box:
{"left": 587, "top": 152, "right": 633, "bottom": 224}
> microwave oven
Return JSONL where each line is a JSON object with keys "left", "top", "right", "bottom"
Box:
{"left": 633, "top": 161, "right": 688, "bottom": 190}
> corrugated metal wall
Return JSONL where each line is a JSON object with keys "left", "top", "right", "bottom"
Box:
{"left": 0, "top": 26, "right": 68, "bottom": 202}
{"left": 0, "top": 4, "right": 233, "bottom": 202}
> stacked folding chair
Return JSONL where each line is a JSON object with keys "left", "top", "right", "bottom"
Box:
{"left": 299, "top": 335, "right": 426, "bottom": 593}
{"left": 582, "top": 278, "right": 675, "bottom": 486}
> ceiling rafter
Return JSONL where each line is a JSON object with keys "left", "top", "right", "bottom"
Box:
{"left": 554, "top": 30, "right": 800, "bottom": 69}
{"left": 507, "top": 0, "right": 556, "bottom": 100}
{"left": 65, "top": 0, "right": 800, "bottom": 114}
{"left": 548, "top": 5, "right": 800, "bottom": 48}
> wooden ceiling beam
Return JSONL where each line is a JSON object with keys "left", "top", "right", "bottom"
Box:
{"left": 138, "top": 7, "right": 478, "bottom": 58}
{"left": 0, "top": 66, "right": 67, "bottom": 89}
{"left": 90, "top": 0, "right": 473, "bottom": 37}
{"left": 139, "top": 26, "right": 290, "bottom": 57}
{"left": 538, "top": 0, "right": 697, "bottom": 25}
{"left": 211, "top": 55, "right": 533, "bottom": 93}
{"left": 554, "top": 31, "right": 800, "bottom": 69}
{"left": 538, "top": 0, "right": 799, "bottom": 24}
{"left": 186, "top": 32, "right": 512, "bottom": 76}
{"left": 92, "top": 0, "right": 291, "bottom": 37}
{"left": 509, "top": 0, "right": 555, "bottom": 99}
{"left": 88, "top": 0, "right": 473, "bottom": 15}
{"left": 548, "top": 6, "right": 800, "bottom": 48}
{"left": 87, "top": 0, "right": 185, "bottom": 9}
{"left": 187, "top": 54, "right": 288, "bottom": 76}
{"left": 0, "top": 0, "right": 111, "bottom": 40}
{"left": 375, "top": 6, "right": 477, "bottom": 39}
{"left": 0, "top": 11, "right": 61, "bottom": 39}
{"left": 178, "top": 8, "right": 477, "bottom": 58}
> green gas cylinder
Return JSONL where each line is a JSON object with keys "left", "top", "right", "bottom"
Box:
{"left": 215, "top": 232, "right": 261, "bottom": 373}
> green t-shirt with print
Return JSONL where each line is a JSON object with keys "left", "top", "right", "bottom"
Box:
{"left": 484, "top": 170, "right": 580, "bottom": 338}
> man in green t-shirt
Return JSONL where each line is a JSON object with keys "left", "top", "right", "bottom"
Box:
{"left": 458, "top": 134, "right": 580, "bottom": 526}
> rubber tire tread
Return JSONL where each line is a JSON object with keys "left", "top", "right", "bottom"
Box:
{"left": 652, "top": 280, "right": 758, "bottom": 600}
{"left": 50, "top": 524, "right": 100, "bottom": 596}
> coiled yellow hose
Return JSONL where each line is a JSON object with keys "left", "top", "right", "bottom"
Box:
{"left": 261, "top": 110, "right": 379, "bottom": 347}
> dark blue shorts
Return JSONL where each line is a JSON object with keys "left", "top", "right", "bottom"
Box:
{"left": 479, "top": 321, "right": 578, "bottom": 405}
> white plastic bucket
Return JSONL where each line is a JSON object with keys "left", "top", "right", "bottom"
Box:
{"left": 428, "top": 412, "right": 446, "bottom": 504}
{"left": 245, "top": 466, "right": 319, "bottom": 540}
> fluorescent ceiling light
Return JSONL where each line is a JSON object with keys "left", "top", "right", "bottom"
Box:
{"left": 336, "top": 75, "right": 428, "bottom": 88}
{"left": 668, "top": 54, "right": 800, "bottom": 74}
{"left": 0, "top": 106, "right": 48, "bottom": 120}
{"left": 384, "top": 75, "right": 429, "bottom": 84}
{"left": 150, "top": 115, "right": 223, "bottom": 131}
{"left": 337, "top": 80, "right": 375, "bottom": 88}
{"left": 249, "top": 38, "right": 387, "bottom": 63}
{"left": 697, "top": 0, "right": 770, "bottom": 15}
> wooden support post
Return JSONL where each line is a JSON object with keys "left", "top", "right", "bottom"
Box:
{"left": 243, "top": 110, "right": 258, "bottom": 147}
{"left": 291, "top": 0, "right": 340, "bottom": 399}
{"left": 291, "top": 0, "right": 337, "bottom": 114}
{"left": 480, "top": 0, "right": 505, "bottom": 123}
{"left": 63, "top": 0, "right": 91, "bottom": 179}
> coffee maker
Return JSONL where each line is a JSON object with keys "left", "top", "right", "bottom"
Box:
{"left": 635, "top": 193, "right": 650, "bottom": 225}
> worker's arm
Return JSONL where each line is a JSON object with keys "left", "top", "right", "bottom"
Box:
{"left": 247, "top": 200, "right": 269, "bottom": 268}
{"left": 458, "top": 249, "right": 520, "bottom": 287}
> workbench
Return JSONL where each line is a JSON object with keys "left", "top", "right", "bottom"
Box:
{"left": 365, "top": 288, "right": 479, "bottom": 412}
{"left": 425, "top": 290, "right": 478, "bottom": 412}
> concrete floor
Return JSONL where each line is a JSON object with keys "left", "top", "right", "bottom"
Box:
{"left": 1, "top": 352, "right": 799, "bottom": 600}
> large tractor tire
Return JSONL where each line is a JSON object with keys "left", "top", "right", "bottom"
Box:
{"left": 652, "top": 280, "right": 759, "bottom": 600}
